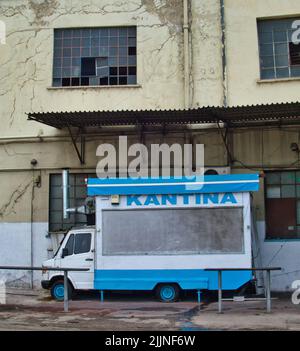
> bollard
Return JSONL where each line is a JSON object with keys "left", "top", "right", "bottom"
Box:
{"left": 218, "top": 270, "right": 223, "bottom": 314}
{"left": 64, "top": 270, "right": 69, "bottom": 312}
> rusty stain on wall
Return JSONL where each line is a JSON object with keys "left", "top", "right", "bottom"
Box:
{"left": 28, "top": 0, "right": 59, "bottom": 25}
{"left": 141, "top": 0, "right": 183, "bottom": 34}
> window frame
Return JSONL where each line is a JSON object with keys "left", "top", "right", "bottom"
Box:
{"left": 74, "top": 233, "right": 92, "bottom": 255}
{"left": 257, "top": 17, "right": 300, "bottom": 80}
{"left": 264, "top": 170, "right": 300, "bottom": 240}
{"left": 52, "top": 26, "right": 137, "bottom": 88}
{"left": 49, "top": 173, "right": 96, "bottom": 232}
{"left": 63, "top": 233, "right": 75, "bottom": 257}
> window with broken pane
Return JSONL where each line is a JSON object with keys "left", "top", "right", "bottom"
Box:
{"left": 53, "top": 27, "right": 137, "bottom": 87}
{"left": 257, "top": 18, "right": 300, "bottom": 80}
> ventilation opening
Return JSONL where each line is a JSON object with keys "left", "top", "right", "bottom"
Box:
{"left": 204, "top": 169, "right": 219, "bottom": 176}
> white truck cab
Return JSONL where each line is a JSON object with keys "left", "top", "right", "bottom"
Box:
{"left": 42, "top": 226, "right": 95, "bottom": 300}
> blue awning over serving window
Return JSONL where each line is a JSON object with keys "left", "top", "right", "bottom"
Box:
{"left": 87, "top": 174, "right": 260, "bottom": 196}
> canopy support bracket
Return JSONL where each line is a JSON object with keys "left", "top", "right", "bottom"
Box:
{"left": 67, "top": 126, "right": 85, "bottom": 165}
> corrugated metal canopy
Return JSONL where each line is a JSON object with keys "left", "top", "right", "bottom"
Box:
{"left": 27, "top": 102, "right": 300, "bottom": 129}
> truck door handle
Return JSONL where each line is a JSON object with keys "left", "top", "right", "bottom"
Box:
{"left": 85, "top": 258, "right": 93, "bottom": 261}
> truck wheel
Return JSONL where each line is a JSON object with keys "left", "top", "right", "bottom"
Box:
{"left": 50, "top": 280, "right": 73, "bottom": 301}
{"left": 155, "top": 284, "right": 180, "bottom": 303}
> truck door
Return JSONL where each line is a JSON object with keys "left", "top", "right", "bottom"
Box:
{"left": 58, "top": 231, "right": 94, "bottom": 290}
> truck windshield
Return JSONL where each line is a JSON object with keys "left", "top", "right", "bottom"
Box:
{"left": 53, "top": 235, "right": 67, "bottom": 258}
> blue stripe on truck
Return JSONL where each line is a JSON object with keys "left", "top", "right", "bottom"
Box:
{"left": 87, "top": 174, "right": 260, "bottom": 196}
{"left": 94, "top": 269, "right": 252, "bottom": 291}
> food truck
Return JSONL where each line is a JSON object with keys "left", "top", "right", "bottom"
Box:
{"left": 41, "top": 174, "right": 259, "bottom": 302}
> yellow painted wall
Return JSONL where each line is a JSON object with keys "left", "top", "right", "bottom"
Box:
{"left": 0, "top": 0, "right": 300, "bottom": 225}
{"left": 1, "top": 0, "right": 300, "bottom": 138}
{"left": 225, "top": 0, "right": 300, "bottom": 105}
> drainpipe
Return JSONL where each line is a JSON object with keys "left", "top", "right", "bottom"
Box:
{"left": 183, "top": 0, "right": 190, "bottom": 109}
{"left": 30, "top": 173, "right": 34, "bottom": 289}
{"left": 220, "top": 0, "right": 228, "bottom": 107}
{"left": 219, "top": 0, "right": 233, "bottom": 167}
{"left": 62, "top": 169, "right": 70, "bottom": 220}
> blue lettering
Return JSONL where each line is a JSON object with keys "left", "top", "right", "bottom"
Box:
{"left": 196, "top": 194, "right": 202, "bottom": 204}
{"left": 221, "top": 193, "right": 237, "bottom": 204}
{"left": 180, "top": 194, "right": 192, "bottom": 205}
{"left": 203, "top": 194, "right": 219, "bottom": 204}
{"left": 127, "top": 195, "right": 142, "bottom": 206}
{"left": 144, "top": 195, "right": 160, "bottom": 206}
{"left": 162, "top": 195, "right": 177, "bottom": 205}
{"left": 127, "top": 193, "right": 238, "bottom": 206}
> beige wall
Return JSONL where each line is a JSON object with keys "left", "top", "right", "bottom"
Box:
{"left": 0, "top": 0, "right": 300, "bottom": 224}
{"left": 0, "top": 0, "right": 186, "bottom": 138}
{"left": 225, "top": 0, "right": 300, "bottom": 105}
{"left": 0, "top": 0, "right": 299, "bottom": 139}
{"left": 1, "top": 126, "right": 300, "bottom": 223}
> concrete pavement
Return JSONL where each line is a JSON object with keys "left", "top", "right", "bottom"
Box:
{"left": 0, "top": 288, "right": 299, "bottom": 331}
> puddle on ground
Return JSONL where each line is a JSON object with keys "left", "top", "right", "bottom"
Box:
{"left": 38, "top": 296, "right": 53, "bottom": 302}
{"left": 180, "top": 322, "right": 211, "bottom": 331}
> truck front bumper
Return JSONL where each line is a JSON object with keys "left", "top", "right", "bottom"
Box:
{"left": 41, "top": 280, "right": 51, "bottom": 289}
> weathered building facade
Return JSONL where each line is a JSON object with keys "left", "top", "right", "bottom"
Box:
{"left": 0, "top": 0, "right": 300, "bottom": 291}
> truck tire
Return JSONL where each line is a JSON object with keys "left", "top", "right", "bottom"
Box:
{"left": 155, "top": 284, "right": 180, "bottom": 303}
{"left": 50, "top": 280, "right": 74, "bottom": 301}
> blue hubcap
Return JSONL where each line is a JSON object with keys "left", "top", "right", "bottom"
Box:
{"left": 54, "top": 284, "right": 65, "bottom": 300}
{"left": 161, "top": 286, "right": 175, "bottom": 301}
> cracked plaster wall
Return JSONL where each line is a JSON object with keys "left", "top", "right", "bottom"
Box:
{"left": 0, "top": 0, "right": 300, "bottom": 139}
{"left": 0, "top": 0, "right": 186, "bottom": 138}
{"left": 0, "top": 1, "right": 300, "bottom": 290}
{"left": 0, "top": 0, "right": 300, "bottom": 220}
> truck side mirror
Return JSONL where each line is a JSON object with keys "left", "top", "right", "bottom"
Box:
{"left": 62, "top": 248, "right": 69, "bottom": 258}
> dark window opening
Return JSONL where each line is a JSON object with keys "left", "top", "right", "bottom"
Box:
{"left": 109, "top": 67, "right": 118, "bottom": 75}
{"left": 81, "top": 57, "right": 96, "bottom": 76}
{"left": 62, "top": 78, "right": 70, "bottom": 86}
{"left": 289, "top": 42, "right": 300, "bottom": 66}
{"left": 128, "top": 66, "right": 136, "bottom": 75}
{"left": 119, "top": 66, "right": 127, "bottom": 75}
{"left": 128, "top": 47, "right": 136, "bottom": 56}
{"left": 100, "top": 77, "right": 109, "bottom": 85}
{"left": 109, "top": 77, "right": 118, "bottom": 85}
{"left": 71, "top": 77, "right": 80, "bottom": 86}
{"left": 119, "top": 77, "right": 127, "bottom": 85}
{"left": 80, "top": 77, "right": 89, "bottom": 86}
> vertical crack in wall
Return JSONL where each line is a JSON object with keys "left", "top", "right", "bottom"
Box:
{"left": 0, "top": 180, "right": 32, "bottom": 218}
{"left": 188, "top": 0, "right": 194, "bottom": 107}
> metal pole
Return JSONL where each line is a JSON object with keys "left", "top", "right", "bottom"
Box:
{"left": 62, "top": 169, "right": 70, "bottom": 220}
{"left": 183, "top": 0, "right": 190, "bottom": 109}
{"left": 64, "top": 270, "right": 68, "bottom": 313}
{"left": 220, "top": 0, "right": 228, "bottom": 107}
{"left": 218, "top": 270, "right": 223, "bottom": 314}
{"left": 197, "top": 290, "right": 201, "bottom": 305}
{"left": 266, "top": 269, "right": 271, "bottom": 313}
